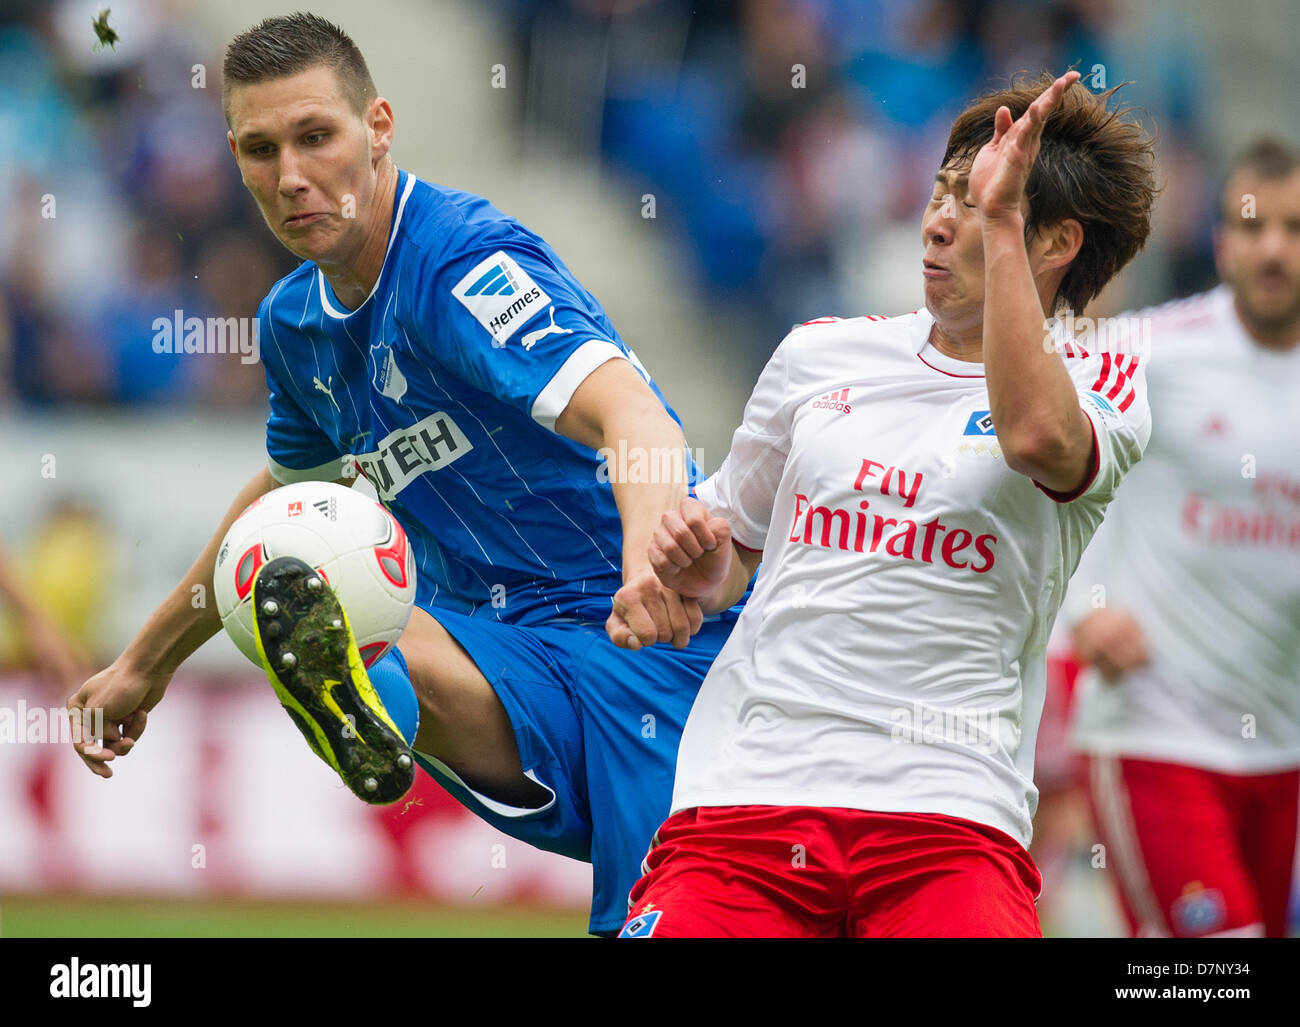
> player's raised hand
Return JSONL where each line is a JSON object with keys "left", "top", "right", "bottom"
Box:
{"left": 66, "top": 661, "right": 171, "bottom": 778}
{"left": 608, "top": 566, "right": 704, "bottom": 651}
{"left": 648, "top": 497, "right": 735, "bottom": 600}
{"left": 968, "top": 70, "right": 1081, "bottom": 221}
{"left": 1072, "top": 608, "right": 1149, "bottom": 681}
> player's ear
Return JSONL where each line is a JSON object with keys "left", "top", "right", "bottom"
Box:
{"left": 227, "top": 130, "right": 238, "bottom": 160}
{"left": 1036, "top": 218, "right": 1084, "bottom": 272}
{"left": 367, "top": 97, "right": 394, "bottom": 163}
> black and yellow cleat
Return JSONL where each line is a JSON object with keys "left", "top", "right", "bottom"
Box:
{"left": 251, "top": 555, "right": 414, "bottom": 805}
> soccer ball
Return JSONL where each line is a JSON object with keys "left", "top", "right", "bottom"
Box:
{"left": 214, "top": 481, "right": 416, "bottom": 669}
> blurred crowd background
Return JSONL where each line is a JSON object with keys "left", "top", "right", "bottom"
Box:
{"left": 0, "top": 0, "right": 293, "bottom": 410}
{"left": 0, "top": 0, "right": 1274, "bottom": 412}
{"left": 1, "top": 0, "right": 1297, "bottom": 936}
{"left": 502, "top": 0, "right": 1213, "bottom": 344}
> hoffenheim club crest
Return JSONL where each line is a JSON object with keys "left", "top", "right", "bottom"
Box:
{"left": 371, "top": 340, "right": 408, "bottom": 401}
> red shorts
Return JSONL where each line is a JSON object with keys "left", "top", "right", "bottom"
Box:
{"left": 619, "top": 805, "right": 1042, "bottom": 938}
{"left": 1083, "top": 754, "right": 1299, "bottom": 937}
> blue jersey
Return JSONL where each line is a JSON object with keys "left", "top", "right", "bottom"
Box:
{"left": 258, "top": 169, "right": 697, "bottom": 626}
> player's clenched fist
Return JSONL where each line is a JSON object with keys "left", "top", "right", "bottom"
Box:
{"left": 608, "top": 566, "right": 703, "bottom": 650}
{"left": 649, "top": 497, "right": 734, "bottom": 599}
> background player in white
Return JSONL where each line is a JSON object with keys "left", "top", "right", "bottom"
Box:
{"left": 618, "top": 71, "right": 1157, "bottom": 938}
{"left": 1067, "top": 138, "right": 1300, "bottom": 938}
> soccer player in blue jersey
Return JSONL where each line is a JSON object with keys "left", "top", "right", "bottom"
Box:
{"left": 65, "top": 12, "right": 740, "bottom": 935}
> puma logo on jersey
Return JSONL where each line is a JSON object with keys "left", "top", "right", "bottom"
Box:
{"left": 519, "top": 306, "right": 573, "bottom": 351}
{"left": 313, "top": 375, "right": 341, "bottom": 412}
{"left": 811, "top": 387, "right": 852, "bottom": 414}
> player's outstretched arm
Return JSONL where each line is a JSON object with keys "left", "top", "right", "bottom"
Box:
{"left": 649, "top": 497, "right": 761, "bottom": 616}
{"left": 555, "top": 358, "right": 706, "bottom": 650}
{"left": 970, "top": 70, "right": 1095, "bottom": 495}
{"left": 67, "top": 465, "right": 312, "bottom": 777}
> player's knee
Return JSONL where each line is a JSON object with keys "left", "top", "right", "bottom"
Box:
{"left": 397, "top": 610, "right": 479, "bottom": 721}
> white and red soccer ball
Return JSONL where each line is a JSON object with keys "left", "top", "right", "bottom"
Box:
{"left": 214, "top": 481, "right": 416, "bottom": 669}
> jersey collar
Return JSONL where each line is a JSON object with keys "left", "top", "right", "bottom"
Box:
{"left": 317, "top": 168, "right": 417, "bottom": 320}
{"left": 914, "top": 307, "right": 986, "bottom": 378}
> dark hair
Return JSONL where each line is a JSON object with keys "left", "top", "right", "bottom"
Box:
{"left": 1221, "top": 137, "right": 1300, "bottom": 218}
{"left": 223, "top": 12, "right": 376, "bottom": 122}
{"left": 942, "top": 73, "right": 1158, "bottom": 314}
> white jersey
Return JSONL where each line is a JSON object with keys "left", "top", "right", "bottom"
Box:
{"left": 1068, "top": 286, "right": 1300, "bottom": 772}
{"left": 676, "top": 309, "right": 1150, "bottom": 849}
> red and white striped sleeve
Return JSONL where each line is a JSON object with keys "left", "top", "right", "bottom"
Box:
{"left": 1050, "top": 346, "right": 1152, "bottom": 506}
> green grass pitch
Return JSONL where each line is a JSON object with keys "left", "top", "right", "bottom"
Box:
{"left": 1, "top": 895, "right": 591, "bottom": 938}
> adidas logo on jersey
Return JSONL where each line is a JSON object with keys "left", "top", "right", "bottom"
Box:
{"left": 812, "top": 387, "right": 852, "bottom": 414}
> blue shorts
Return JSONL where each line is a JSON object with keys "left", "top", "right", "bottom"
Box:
{"left": 409, "top": 608, "right": 735, "bottom": 935}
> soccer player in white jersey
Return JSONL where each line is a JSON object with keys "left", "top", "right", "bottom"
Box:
{"left": 1066, "top": 139, "right": 1300, "bottom": 938}
{"left": 616, "top": 71, "right": 1157, "bottom": 938}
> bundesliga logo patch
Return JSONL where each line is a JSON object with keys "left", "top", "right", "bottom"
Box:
{"left": 452, "top": 251, "right": 552, "bottom": 347}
